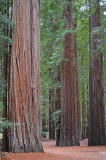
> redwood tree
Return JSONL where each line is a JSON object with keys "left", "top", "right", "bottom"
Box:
{"left": 88, "top": 0, "right": 106, "bottom": 146}
{"left": 60, "top": 2, "right": 80, "bottom": 146}
{"left": 9, "top": 0, "right": 43, "bottom": 152}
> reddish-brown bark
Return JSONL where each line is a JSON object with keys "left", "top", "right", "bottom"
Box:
{"left": 60, "top": 4, "right": 80, "bottom": 146}
{"left": 88, "top": 0, "right": 106, "bottom": 145}
{"left": 9, "top": 0, "right": 43, "bottom": 152}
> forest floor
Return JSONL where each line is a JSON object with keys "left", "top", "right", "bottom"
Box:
{"left": 1, "top": 139, "right": 106, "bottom": 160}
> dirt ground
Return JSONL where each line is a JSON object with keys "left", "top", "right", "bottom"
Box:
{"left": 1, "top": 139, "right": 106, "bottom": 160}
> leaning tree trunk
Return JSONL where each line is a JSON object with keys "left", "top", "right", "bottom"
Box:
{"left": 60, "top": 3, "right": 80, "bottom": 146}
{"left": 9, "top": 0, "right": 43, "bottom": 152}
{"left": 88, "top": 0, "right": 106, "bottom": 146}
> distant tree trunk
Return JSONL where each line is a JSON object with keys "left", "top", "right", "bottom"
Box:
{"left": 49, "top": 71, "right": 61, "bottom": 140}
{"left": 60, "top": 3, "right": 80, "bottom": 146}
{"left": 42, "top": 88, "right": 49, "bottom": 138}
{"left": 81, "top": 52, "right": 88, "bottom": 140}
{"left": 81, "top": 81, "right": 88, "bottom": 140}
{"left": 75, "top": 33, "right": 81, "bottom": 140}
{"left": 88, "top": 0, "right": 106, "bottom": 146}
{"left": 49, "top": 89, "right": 55, "bottom": 139}
{"left": 2, "top": 38, "right": 9, "bottom": 152}
{"left": 2, "top": 0, "right": 11, "bottom": 152}
{"left": 9, "top": 0, "right": 43, "bottom": 152}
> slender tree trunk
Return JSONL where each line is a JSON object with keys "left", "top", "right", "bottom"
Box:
{"left": 49, "top": 68, "right": 61, "bottom": 140}
{"left": 81, "top": 53, "right": 88, "bottom": 140}
{"left": 2, "top": 0, "right": 11, "bottom": 152}
{"left": 88, "top": 0, "right": 106, "bottom": 145}
{"left": 82, "top": 82, "right": 87, "bottom": 140}
{"left": 75, "top": 33, "right": 81, "bottom": 140}
{"left": 60, "top": 3, "right": 80, "bottom": 146}
{"left": 9, "top": 0, "right": 43, "bottom": 152}
{"left": 42, "top": 89, "right": 49, "bottom": 138}
{"left": 2, "top": 40, "right": 9, "bottom": 152}
{"left": 49, "top": 89, "right": 55, "bottom": 139}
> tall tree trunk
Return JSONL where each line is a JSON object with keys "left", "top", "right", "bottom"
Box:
{"left": 81, "top": 49, "right": 88, "bottom": 140}
{"left": 2, "top": 39, "right": 8, "bottom": 152}
{"left": 42, "top": 89, "right": 49, "bottom": 138}
{"left": 81, "top": 82, "right": 88, "bottom": 140}
{"left": 49, "top": 89, "right": 56, "bottom": 139}
{"left": 49, "top": 68, "right": 61, "bottom": 140}
{"left": 9, "top": 0, "right": 43, "bottom": 152}
{"left": 88, "top": 0, "right": 106, "bottom": 146}
{"left": 60, "top": 3, "right": 80, "bottom": 146}
{"left": 2, "top": 0, "right": 11, "bottom": 152}
{"left": 75, "top": 33, "right": 81, "bottom": 140}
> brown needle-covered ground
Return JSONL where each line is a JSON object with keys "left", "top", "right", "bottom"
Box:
{"left": 1, "top": 139, "right": 106, "bottom": 160}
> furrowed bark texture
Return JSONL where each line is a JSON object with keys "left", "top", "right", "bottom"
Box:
{"left": 60, "top": 4, "right": 80, "bottom": 146}
{"left": 9, "top": 0, "right": 43, "bottom": 152}
{"left": 88, "top": 0, "right": 106, "bottom": 145}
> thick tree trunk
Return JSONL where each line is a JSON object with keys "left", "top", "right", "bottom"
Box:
{"left": 9, "top": 0, "right": 43, "bottom": 152}
{"left": 60, "top": 4, "right": 80, "bottom": 146}
{"left": 88, "top": 0, "right": 106, "bottom": 146}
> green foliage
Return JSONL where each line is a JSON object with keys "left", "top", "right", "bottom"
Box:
{"left": 51, "top": 109, "right": 61, "bottom": 123}
{"left": 40, "top": 0, "right": 65, "bottom": 125}
{"left": 0, "top": 102, "right": 12, "bottom": 132}
{"left": 40, "top": 0, "right": 90, "bottom": 131}
{"left": 0, "top": 0, "right": 13, "bottom": 55}
{"left": 0, "top": 118, "right": 12, "bottom": 132}
{"left": 0, "top": 0, "right": 105, "bottom": 137}
{"left": 0, "top": 0, "right": 13, "bottom": 133}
